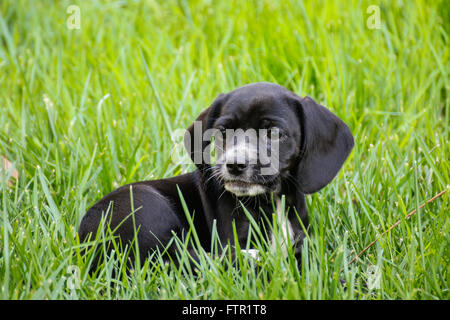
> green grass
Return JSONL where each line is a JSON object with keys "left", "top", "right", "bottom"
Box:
{"left": 0, "top": 0, "right": 448, "bottom": 299}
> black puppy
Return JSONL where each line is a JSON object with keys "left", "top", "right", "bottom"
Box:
{"left": 78, "top": 82, "right": 354, "bottom": 267}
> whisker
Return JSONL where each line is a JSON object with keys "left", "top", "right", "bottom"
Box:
{"left": 218, "top": 187, "right": 228, "bottom": 201}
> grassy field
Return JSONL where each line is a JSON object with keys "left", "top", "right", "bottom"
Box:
{"left": 0, "top": 0, "right": 448, "bottom": 300}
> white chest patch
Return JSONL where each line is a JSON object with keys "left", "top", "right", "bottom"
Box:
{"left": 270, "top": 197, "right": 294, "bottom": 257}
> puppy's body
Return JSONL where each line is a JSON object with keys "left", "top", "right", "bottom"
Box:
{"left": 79, "top": 171, "right": 308, "bottom": 263}
{"left": 79, "top": 82, "right": 353, "bottom": 266}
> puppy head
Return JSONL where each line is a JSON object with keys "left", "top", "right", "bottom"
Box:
{"left": 185, "top": 82, "right": 354, "bottom": 196}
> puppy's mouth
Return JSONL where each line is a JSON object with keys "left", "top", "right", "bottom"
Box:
{"left": 223, "top": 180, "right": 267, "bottom": 197}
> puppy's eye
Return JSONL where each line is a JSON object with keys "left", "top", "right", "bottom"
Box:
{"left": 260, "top": 119, "right": 272, "bottom": 129}
{"left": 216, "top": 126, "right": 227, "bottom": 135}
{"left": 267, "top": 127, "right": 286, "bottom": 141}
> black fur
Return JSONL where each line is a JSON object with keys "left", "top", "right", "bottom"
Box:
{"left": 78, "top": 82, "right": 354, "bottom": 268}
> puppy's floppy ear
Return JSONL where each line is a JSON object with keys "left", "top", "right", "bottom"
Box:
{"left": 184, "top": 93, "right": 227, "bottom": 169}
{"left": 294, "top": 96, "right": 354, "bottom": 194}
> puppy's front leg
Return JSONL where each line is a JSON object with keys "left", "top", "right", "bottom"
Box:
{"left": 241, "top": 249, "right": 261, "bottom": 261}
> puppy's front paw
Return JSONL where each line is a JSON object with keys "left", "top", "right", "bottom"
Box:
{"left": 241, "top": 249, "right": 260, "bottom": 261}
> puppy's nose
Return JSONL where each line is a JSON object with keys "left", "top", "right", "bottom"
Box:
{"left": 226, "top": 163, "right": 247, "bottom": 176}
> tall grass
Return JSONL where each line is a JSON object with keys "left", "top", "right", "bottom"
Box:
{"left": 0, "top": 0, "right": 448, "bottom": 299}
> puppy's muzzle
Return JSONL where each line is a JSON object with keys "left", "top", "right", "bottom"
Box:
{"left": 217, "top": 136, "right": 270, "bottom": 197}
